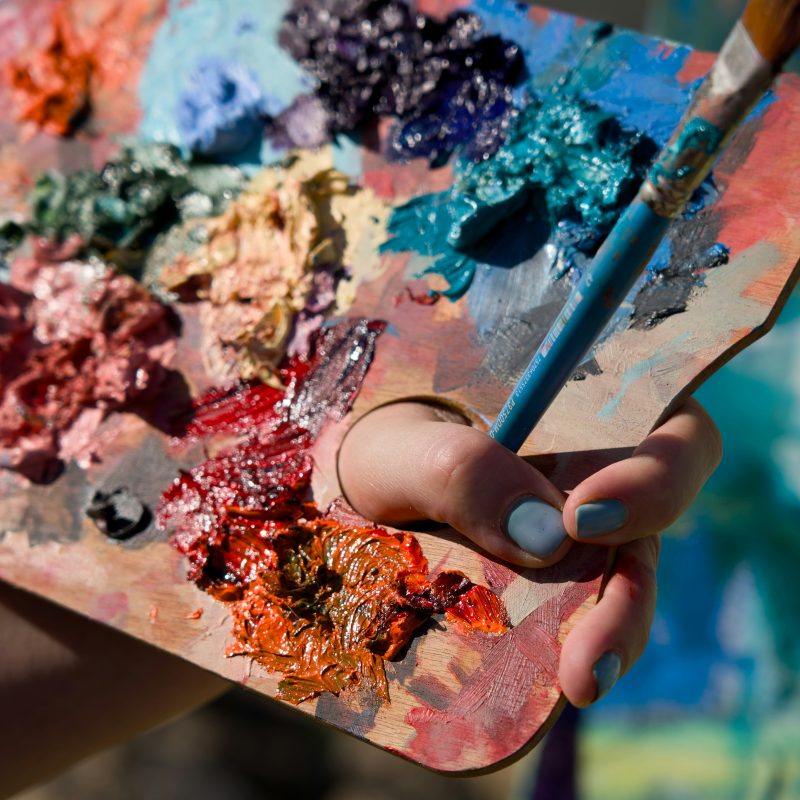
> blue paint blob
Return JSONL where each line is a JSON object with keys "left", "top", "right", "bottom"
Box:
{"left": 578, "top": 31, "right": 696, "bottom": 146}
{"left": 139, "top": 0, "right": 308, "bottom": 167}
{"left": 468, "top": 0, "right": 582, "bottom": 83}
{"left": 176, "top": 58, "right": 269, "bottom": 157}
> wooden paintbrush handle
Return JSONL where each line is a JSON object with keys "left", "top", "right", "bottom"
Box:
{"left": 743, "top": 0, "right": 800, "bottom": 68}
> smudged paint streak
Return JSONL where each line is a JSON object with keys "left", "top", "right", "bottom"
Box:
{"left": 598, "top": 333, "right": 690, "bottom": 419}
{"left": 158, "top": 320, "right": 509, "bottom": 704}
{"left": 402, "top": 571, "right": 598, "bottom": 769}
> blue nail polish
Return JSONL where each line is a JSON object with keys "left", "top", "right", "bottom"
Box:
{"left": 505, "top": 498, "right": 567, "bottom": 559}
{"left": 592, "top": 651, "right": 622, "bottom": 702}
{"left": 575, "top": 500, "right": 627, "bottom": 540}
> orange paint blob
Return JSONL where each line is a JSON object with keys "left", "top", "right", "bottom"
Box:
{"left": 5, "top": 6, "right": 94, "bottom": 137}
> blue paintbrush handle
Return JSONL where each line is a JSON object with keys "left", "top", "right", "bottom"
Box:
{"left": 489, "top": 202, "right": 670, "bottom": 452}
{"left": 489, "top": 9, "right": 792, "bottom": 453}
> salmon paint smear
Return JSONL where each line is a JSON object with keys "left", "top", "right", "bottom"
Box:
{"left": 158, "top": 319, "right": 509, "bottom": 704}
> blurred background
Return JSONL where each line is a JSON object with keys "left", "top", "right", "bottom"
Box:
{"left": 17, "top": 1, "right": 800, "bottom": 798}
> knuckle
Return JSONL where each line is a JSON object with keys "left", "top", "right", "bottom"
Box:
{"left": 697, "top": 406, "right": 724, "bottom": 472}
{"left": 615, "top": 544, "right": 658, "bottom": 599}
{"left": 682, "top": 398, "right": 724, "bottom": 472}
{"left": 419, "top": 427, "right": 493, "bottom": 520}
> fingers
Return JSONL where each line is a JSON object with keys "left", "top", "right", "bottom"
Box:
{"left": 559, "top": 535, "right": 660, "bottom": 707}
{"left": 338, "top": 403, "right": 571, "bottom": 567}
{"left": 564, "top": 398, "right": 722, "bottom": 545}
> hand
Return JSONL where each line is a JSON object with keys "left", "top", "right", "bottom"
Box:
{"left": 338, "top": 398, "right": 722, "bottom": 706}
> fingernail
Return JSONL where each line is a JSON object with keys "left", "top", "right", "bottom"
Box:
{"left": 592, "top": 651, "right": 622, "bottom": 703}
{"left": 505, "top": 498, "right": 567, "bottom": 559}
{"left": 575, "top": 500, "right": 627, "bottom": 540}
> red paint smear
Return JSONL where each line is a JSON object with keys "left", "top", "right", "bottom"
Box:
{"left": 401, "top": 574, "right": 597, "bottom": 769}
{"left": 362, "top": 119, "right": 456, "bottom": 200}
{"left": 416, "top": 0, "right": 469, "bottom": 18}
{"left": 676, "top": 49, "right": 715, "bottom": 85}
{"left": 716, "top": 92, "right": 800, "bottom": 256}
{"left": 445, "top": 585, "right": 508, "bottom": 634}
{"left": 182, "top": 383, "right": 286, "bottom": 442}
{"left": 5, "top": 5, "right": 94, "bottom": 137}
{"left": 396, "top": 285, "right": 441, "bottom": 307}
{"left": 92, "top": 590, "right": 129, "bottom": 624}
{"left": 158, "top": 320, "right": 509, "bottom": 704}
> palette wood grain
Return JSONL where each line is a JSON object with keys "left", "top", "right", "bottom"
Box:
{"left": 2, "top": 1, "right": 800, "bottom": 774}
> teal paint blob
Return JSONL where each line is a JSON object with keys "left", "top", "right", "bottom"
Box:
{"left": 650, "top": 116, "right": 724, "bottom": 184}
{"left": 382, "top": 87, "right": 657, "bottom": 298}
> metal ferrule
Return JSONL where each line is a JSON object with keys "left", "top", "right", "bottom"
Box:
{"left": 641, "top": 21, "right": 773, "bottom": 218}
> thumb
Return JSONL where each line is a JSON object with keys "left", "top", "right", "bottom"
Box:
{"left": 337, "top": 402, "right": 571, "bottom": 567}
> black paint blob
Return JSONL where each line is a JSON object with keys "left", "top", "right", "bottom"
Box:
{"left": 87, "top": 488, "right": 152, "bottom": 540}
{"left": 632, "top": 243, "right": 730, "bottom": 329}
{"left": 277, "top": 0, "right": 525, "bottom": 165}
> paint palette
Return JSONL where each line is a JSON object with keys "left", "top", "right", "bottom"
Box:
{"left": 2, "top": 0, "right": 800, "bottom": 775}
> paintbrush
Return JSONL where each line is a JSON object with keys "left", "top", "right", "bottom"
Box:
{"left": 489, "top": 0, "right": 800, "bottom": 452}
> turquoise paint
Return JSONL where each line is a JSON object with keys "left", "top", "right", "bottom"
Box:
{"left": 139, "top": 0, "right": 307, "bottom": 167}
{"left": 382, "top": 83, "right": 656, "bottom": 298}
{"left": 650, "top": 116, "right": 724, "bottom": 183}
{"left": 598, "top": 332, "right": 689, "bottom": 419}
{"left": 445, "top": 93, "right": 652, "bottom": 252}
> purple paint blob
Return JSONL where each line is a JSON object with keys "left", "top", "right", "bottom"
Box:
{"left": 277, "top": 0, "right": 525, "bottom": 165}
{"left": 268, "top": 94, "right": 331, "bottom": 151}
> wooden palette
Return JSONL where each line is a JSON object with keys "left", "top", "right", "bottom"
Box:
{"left": 2, "top": 0, "right": 800, "bottom": 774}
